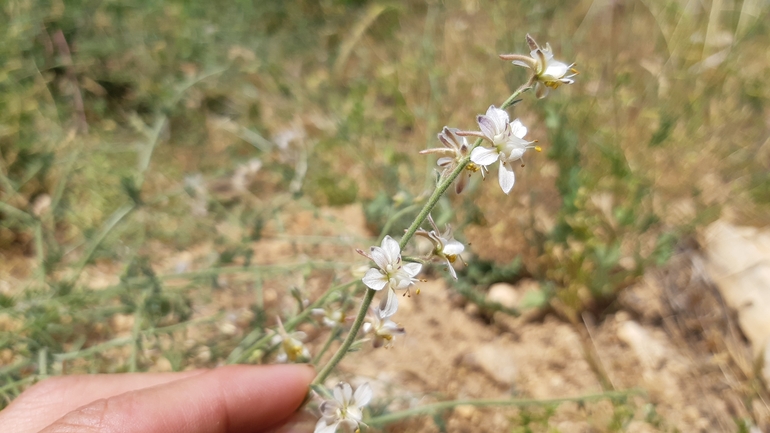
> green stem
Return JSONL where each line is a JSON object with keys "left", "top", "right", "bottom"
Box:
{"left": 312, "top": 326, "right": 342, "bottom": 365}
{"left": 365, "top": 389, "right": 644, "bottom": 426}
{"left": 378, "top": 203, "right": 421, "bottom": 243}
{"left": 312, "top": 287, "right": 374, "bottom": 385}
{"left": 227, "top": 280, "right": 357, "bottom": 364}
{"left": 311, "top": 85, "right": 533, "bottom": 386}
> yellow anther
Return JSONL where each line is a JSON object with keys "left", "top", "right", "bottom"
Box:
{"left": 535, "top": 146, "right": 542, "bottom": 152}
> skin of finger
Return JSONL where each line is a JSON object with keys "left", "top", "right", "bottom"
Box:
{"left": 0, "top": 370, "right": 206, "bottom": 433}
{"left": 264, "top": 410, "right": 317, "bottom": 433}
{"left": 38, "top": 364, "right": 315, "bottom": 433}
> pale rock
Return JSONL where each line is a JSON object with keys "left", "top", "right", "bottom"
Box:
{"left": 487, "top": 283, "right": 519, "bottom": 309}
{"left": 617, "top": 321, "right": 668, "bottom": 370}
{"left": 702, "top": 221, "right": 770, "bottom": 357}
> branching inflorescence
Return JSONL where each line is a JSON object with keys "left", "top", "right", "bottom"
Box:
{"left": 266, "top": 34, "right": 577, "bottom": 432}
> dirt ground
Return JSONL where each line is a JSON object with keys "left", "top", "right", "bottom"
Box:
{"left": 256, "top": 203, "right": 767, "bottom": 432}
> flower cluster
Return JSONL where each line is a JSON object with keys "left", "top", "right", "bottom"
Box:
{"left": 303, "top": 34, "right": 576, "bottom": 431}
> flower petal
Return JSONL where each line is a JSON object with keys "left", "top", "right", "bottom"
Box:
{"left": 362, "top": 268, "right": 387, "bottom": 291}
{"left": 369, "top": 246, "right": 389, "bottom": 270}
{"left": 509, "top": 119, "right": 528, "bottom": 139}
{"left": 476, "top": 115, "right": 497, "bottom": 141}
{"left": 314, "top": 419, "right": 340, "bottom": 433}
{"left": 544, "top": 61, "right": 570, "bottom": 80}
{"left": 402, "top": 262, "right": 422, "bottom": 277}
{"left": 455, "top": 173, "right": 468, "bottom": 194}
{"left": 380, "top": 236, "right": 401, "bottom": 263}
{"left": 353, "top": 382, "right": 373, "bottom": 408}
{"left": 470, "top": 146, "right": 500, "bottom": 166}
{"left": 379, "top": 288, "right": 399, "bottom": 318}
{"left": 485, "top": 105, "right": 509, "bottom": 131}
{"left": 498, "top": 162, "right": 515, "bottom": 194}
{"left": 445, "top": 258, "right": 458, "bottom": 279}
{"left": 443, "top": 240, "right": 465, "bottom": 255}
{"left": 535, "top": 82, "right": 549, "bottom": 99}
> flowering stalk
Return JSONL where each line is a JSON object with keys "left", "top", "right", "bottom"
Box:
{"left": 312, "top": 84, "right": 532, "bottom": 386}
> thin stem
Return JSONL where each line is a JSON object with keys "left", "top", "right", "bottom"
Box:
{"left": 312, "top": 326, "right": 342, "bottom": 365}
{"left": 378, "top": 203, "right": 421, "bottom": 243}
{"left": 365, "top": 389, "right": 644, "bottom": 426}
{"left": 311, "top": 84, "right": 534, "bottom": 386}
{"left": 227, "top": 280, "right": 357, "bottom": 364}
{"left": 312, "top": 287, "right": 374, "bottom": 385}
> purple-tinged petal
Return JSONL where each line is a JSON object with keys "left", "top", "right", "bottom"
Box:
{"left": 485, "top": 105, "right": 509, "bottom": 131}
{"left": 477, "top": 115, "right": 497, "bottom": 141}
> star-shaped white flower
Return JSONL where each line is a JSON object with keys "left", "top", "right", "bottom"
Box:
{"left": 315, "top": 382, "right": 372, "bottom": 433}
{"left": 468, "top": 106, "right": 539, "bottom": 194}
{"left": 363, "top": 291, "right": 405, "bottom": 348}
{"left": 358, "top": 235, "right": 421, "bottom": 292}
{"left": 500, "top": 34, "right": 578, "bottom": 99}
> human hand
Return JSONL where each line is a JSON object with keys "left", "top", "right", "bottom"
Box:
{"left": 0, "top": 364, "right": 315, "bottom": 433}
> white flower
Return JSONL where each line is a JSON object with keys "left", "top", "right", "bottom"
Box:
{"left": 469, "top": 106, "right": 539, "bottom": 194}
{"left": 315, "top": 382, "right": 372, "bottom": 433}
{"left": 363, "top": 292, "right": 405, "bottom": 348}
{"left": 500, "top": 34, "right": 578, "bottom": 99}
{"left": 312, "top": 307, "right": 347, "bottom": 328}
{"left": 415, "top": 215, "right": 465, "bottom": 279}
{"left": 270, "top": 317, "right": 310, "bottom": 363}
{"left": 420, "top": 126, "right": 481, "bottom": 193}
{"left": 357, "top": 235, "right": 421, "bottom": 293}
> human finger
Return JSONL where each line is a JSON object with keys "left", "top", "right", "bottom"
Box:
{"left": 38, "top": 364, "right": 315, "bottom": 433}
{"left": 0, "top": 370, "right": 206, "bottom": 433}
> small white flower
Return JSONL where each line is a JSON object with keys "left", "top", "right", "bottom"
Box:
{"left": 270, "top": 317, "right": 311, "bottom": 363}
{"left": 357, "top": 235, "right": 421, "bottom": 293}
{"left": 363, "top": 292, "right": 405, "bottom": 348}
{"left": 420, "top": 126, "right": 481, "bottom": 193}
{"left": 500, "top": 34, "right": 578, "bottom": 99}
{"left": 416, "top": 215, "right": 465, "bottom": 279}
{"left": 312, "top": 307, "right": 347, "bottom": 328}
{"left": 315, "top": 382, "right": 372, "bottom": 433}
{"left": 469, "top": 106, "right": 539, "bottom": 194}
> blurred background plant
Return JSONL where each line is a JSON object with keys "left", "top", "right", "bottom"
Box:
{"left": 1, "top": 0, "right": 769, "bottom": 430}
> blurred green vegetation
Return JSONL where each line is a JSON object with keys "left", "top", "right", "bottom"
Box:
{"left": 1, "top": 0, "right": 769, "bottom": 427}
